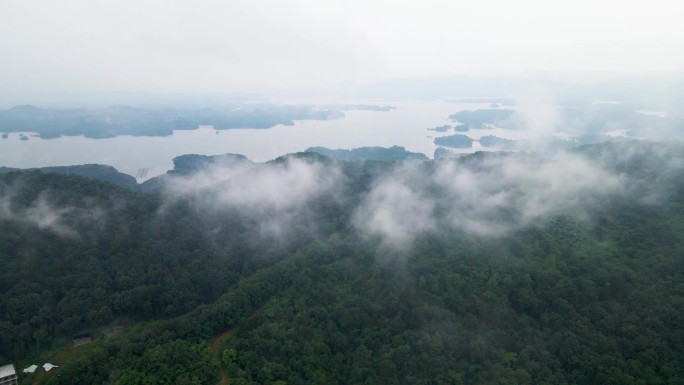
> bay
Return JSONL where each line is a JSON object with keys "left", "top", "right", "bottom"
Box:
{"left": 0, "top": 99, "right": 525, "bottom": 181}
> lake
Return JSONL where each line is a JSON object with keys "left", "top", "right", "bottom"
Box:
{"left": 0, "top": 99, "right": 529, "bottom": 181}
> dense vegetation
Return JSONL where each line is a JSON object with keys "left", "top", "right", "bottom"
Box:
{"left": 0, "top": 172, "right": 244, "bottom": 354}
{"left": 0, "top": 164, "right": 139, "bottom": 190}
{"left": 1, "top": 142, "right": 683, "bottom": 384}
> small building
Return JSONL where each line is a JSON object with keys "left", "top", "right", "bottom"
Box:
{"left": 73, "top": 334, "right": 92, "bottom": 346}
{"left": 23, "top": 365, "right": 37, "bottom": 374}
{"left": 42, "top": 363, "right": 58, "bottom": 372}
{"left": 0, "top": 364, "right": 18, "bottom": 385}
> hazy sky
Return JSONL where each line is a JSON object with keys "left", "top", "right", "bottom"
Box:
{"left": 1, "top": 0, "right": 683, "bottom": 97}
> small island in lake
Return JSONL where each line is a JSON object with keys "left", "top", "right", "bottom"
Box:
{"left": 434, "top": 134, "right": 473, "bottom": 148}
{"left": 479, "top": 135, "right": 517, "bottom": 150}
{"left": 427, "top": 125, "right": 451, "bottom": 132}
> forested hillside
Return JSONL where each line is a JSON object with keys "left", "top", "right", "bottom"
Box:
{"left": 1, "top": 141, "right": 683, "bottom": 384}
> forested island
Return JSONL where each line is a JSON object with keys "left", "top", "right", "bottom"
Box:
{"left": 479, "top": 135, "right": 517, "bottom": 149}
{"left": 434, "top": 134, "right": 473, "bottom": 148}
{"left": 0, "top": 104, "right": 351, "bottom": 139}
{"left": 1, "top": 141, "right": 684, "bottom": 384}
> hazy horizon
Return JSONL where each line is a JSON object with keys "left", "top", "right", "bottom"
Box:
{"left": 2, "top": 0, "right": 683, "bottom": 107}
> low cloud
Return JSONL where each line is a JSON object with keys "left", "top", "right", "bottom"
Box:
{"left": 161, "top": 156, "right": 343, "bottom": 240}
{"left": 0, "top": 183, "right": 101, "bottom": 238}
{"left": 21, "top": 195, "right": 77, "bottom": 237}
{"left": 353, "top": 167, "right": 436, "bottom": 246}
{"left": 354, "top": 151, "right": 624, "bottom": 247}
{"left": 0, "top": 150, "right": 627, "bottom": 250}
{"left": 514, "top": 83, "right": 561, "bottom": 149}
{"left": 436, "top": 152, "right": 623, "bottom": 234}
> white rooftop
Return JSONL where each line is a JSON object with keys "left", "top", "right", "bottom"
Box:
{"left": 0, "top": 364, "right": 16, "bottom": 378}
{"left": 23, "top": 364, "right": 38, "bottom": 374}
{"left": 43, "top": 363, "right": 58, "bottom": 372}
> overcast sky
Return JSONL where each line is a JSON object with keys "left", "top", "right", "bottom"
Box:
{"left": 1, "top": 0, "right": 683, "bottom": 98}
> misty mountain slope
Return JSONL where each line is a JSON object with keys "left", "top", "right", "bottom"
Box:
{"left": 1, "top": 141, "right": 684, "bottom": 384}
{"left": 0, "top": 170, "right": 318, "bottom": 361}
{"left": 211, "top": 205, "right": 684, "bottom": 385}
{"left": 44, "top": 206, "right": 684, "bottom": 385}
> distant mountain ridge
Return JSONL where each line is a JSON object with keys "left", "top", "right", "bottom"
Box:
{"left": 1, "top": 141, "right": 664, "bottom": 193}
{"left": 0, "top": 164, "right": 138, "bottom": 189}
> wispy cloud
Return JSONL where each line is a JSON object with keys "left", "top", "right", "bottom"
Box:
{"left": 353, "top": 164, "right": 436, "bottom": 246}
{"left": 353, "top": 151, "right": 624, "bottom": 247}
{"left": 161, "top": 156, "right": 343, "bottom": 240}
{"left": 0, "top": 181, "right": 104, "bottom": 238}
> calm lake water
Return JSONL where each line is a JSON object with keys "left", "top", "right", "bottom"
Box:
{"left": 0, "top": 99, "right": 529, "bottom": 181}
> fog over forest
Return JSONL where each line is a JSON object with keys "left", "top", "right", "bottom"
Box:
{"left": 1, "top": 1, "right": 683, "bottom": 385}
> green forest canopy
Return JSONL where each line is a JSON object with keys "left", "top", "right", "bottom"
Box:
{"left": 0, "top": 141, "right": 683, "bottom": 385}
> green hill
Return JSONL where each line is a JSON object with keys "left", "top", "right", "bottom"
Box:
{"left": 1, "top": 142, "right": 683, "bottom": 385}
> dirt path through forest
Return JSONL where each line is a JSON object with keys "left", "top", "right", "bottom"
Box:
{"left": 210, "top": 302, "right": 269, "bottom": 385}
{"left": 212, "top": 328, "right": 235, "bottom": 385}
